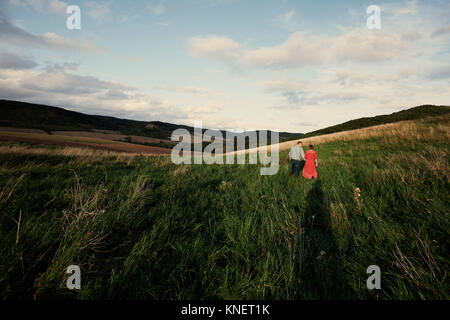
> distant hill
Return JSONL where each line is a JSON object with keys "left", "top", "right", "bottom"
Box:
{"left": 0, "top": 100, "right": 196, "bottom": 140}
{"left": 1, "top": 100, "right": 449, "bottom": 143}
{"left": 302, "top": 105, "right": 450, "bottom": 138}
{"left": 0, "top": 100, "right": 301, "bottom": 141}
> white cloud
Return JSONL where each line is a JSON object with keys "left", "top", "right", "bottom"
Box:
{"left": 255, "top": 65, "right": 433, "bottom": 111}
{"left": 9, "top": 0, "right": 68, "bottom": 14}
{"left": 334, "top": 70, "right": 371, "bottom": 86}
{"left": 184, "top": 103, "right": 223, "bottom": 113}
{"left": 189, "top": 29, "right": 412, "bottom": 71}
{"left": 84, "top": 1, "right": 112, "bottom": 21}
{"left": 256, "top": 79, "right": 306, "bottom": 94}
{"left": 330, "top": 30, "right": 409, "bottom": 63}
{"left": 0, "top": 54, "right": 232, "bottom": 127}
{"left": 20, "top": 71, "right": 133, "bottom": 95}
{"left": 41, "top": 32, "right": 102, "bottom": 54}
{"left": 0, "top": 13, "right": 102, "bottom": 54}
{"left": 155, "top": 86, "right": 217, "bottom": 96}
{"left": 188, "top": 35, "right": 241, "bottom": 57}
{"left": 244, "top": 32, "right": 326, "bottom": 68}
{"left": 188, "top": 35, "right": 244, "bottom": 71}
{"left": 0, "top": 67, "right": 187, "bottom": 122}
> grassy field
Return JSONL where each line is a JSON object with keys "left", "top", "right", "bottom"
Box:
{"left": 0, "top": 115, "right": 448, "bottom": 300}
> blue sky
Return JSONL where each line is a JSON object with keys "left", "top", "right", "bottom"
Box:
{"left": 0, "top": 0, "right": 449, "bottom": 132}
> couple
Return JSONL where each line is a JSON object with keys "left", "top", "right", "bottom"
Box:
{"left": 288, "top": 141, "right": 318, "bottom": 179}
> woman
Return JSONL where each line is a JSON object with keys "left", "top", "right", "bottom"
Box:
{"left": 302, "top": 144, "right": 318, "bottom": 179}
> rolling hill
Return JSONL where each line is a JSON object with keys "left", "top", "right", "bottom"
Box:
{"left": 303, "top": 104, "right": 450, "bottom": 138}
{"left": 1, "top": 100, "right": 449, "bottom": 143}
{"left": 1, "top": 100, "right": 449, "bottom": 154}
{"left": 0, "top": 100, "right": 194, "bottom": 140}
{"left": 0, "top": 100, "right": 301, "bottom": 141}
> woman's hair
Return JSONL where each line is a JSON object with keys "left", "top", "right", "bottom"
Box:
{"left": 309, "top": 144, "right": 314, "bottom": 149}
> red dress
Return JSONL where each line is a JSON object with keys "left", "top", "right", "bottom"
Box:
{"left": 302, "top": 150, "right": 317, "bottom": 179}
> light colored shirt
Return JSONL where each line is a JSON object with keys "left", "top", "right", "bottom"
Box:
{"left": 289, "top": 145, "right": 305, "bottom": 161}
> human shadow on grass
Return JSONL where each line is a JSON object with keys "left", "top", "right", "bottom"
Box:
{"left": 299, "top": 180, "right": 350, "bottom": 299}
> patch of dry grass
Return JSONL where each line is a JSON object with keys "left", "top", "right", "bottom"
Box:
{"left": 230, "top": 114, "right": 450, "bottom": 155}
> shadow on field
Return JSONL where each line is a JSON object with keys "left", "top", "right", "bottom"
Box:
{"left": 301, "top": 180, "right": 350, "bottom": 299}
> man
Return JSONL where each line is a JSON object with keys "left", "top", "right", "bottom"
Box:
{"left": 289, "top": 140, "right": 305, "bottom": 176}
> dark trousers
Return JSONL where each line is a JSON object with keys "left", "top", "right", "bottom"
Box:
{"left": 290, "top": 159, "right": 301, "bottom": 176}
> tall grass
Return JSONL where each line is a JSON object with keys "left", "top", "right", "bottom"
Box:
{"left": 0, "top": 115, "right": 448, "bottom": 299}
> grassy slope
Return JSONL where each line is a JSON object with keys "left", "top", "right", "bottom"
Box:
{"left": 303, "top": 104, "right": 450, "bottom": 138}
{"left": 0, "top": 115, "right": 448, "bottom": 300}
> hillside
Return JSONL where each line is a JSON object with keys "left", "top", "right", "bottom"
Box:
{"left": 0, "top": 100, "right": 195, "bottom": 140}
{"left": 2, "top": 100, "right": 449, "bottom": 144}
{"left": 0, "top": 100, "right": 301, "bottom": 141}
{"left": 302, "top": 105, "right": 450, "bottom": 138}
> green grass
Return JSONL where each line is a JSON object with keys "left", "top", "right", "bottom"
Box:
{"left": 0, "top": 117, "right": 448, "bottom": 300}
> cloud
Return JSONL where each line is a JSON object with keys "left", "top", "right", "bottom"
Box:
{"left": 187, "top": 35, "right": 243, "bottom": 71}
{"left": 20, "top": 71, "right": 134, "bottom": 95}
{"left": 425, "top": 65, "right": 450, "bottom": 80}
{"left": 334, "top": 70, "right": 371, "bottom": 86}
{"left": 324, "top": 30, "right": 410, "bottom": 63}
{"left": 188, "top": 29, "right": 412, "bottom": 71}
{"left": 284, "top": 10, "right": 295, "bottom": 22}
{"left": 7, "top": 0, "right": 26, "bottom": 8}
{"left": 0, "top": 67, "right": 187, "bottom": 123}
{"left": 259, "top": 59, "right": 450, "bottom": 120}
{"left": 393, "top": 0, "right": 418, "bottom": 17}
{"left": 401, "top": 31, "right": 422, "bottom": 41}
{"left": 147, "top": 1, "right": 165, "bottom": 15}
{"left": 154, "top": 85, "right": 217, "bottom": 96}
{"left": 0, "top": 52, "right": 37, "bottom": 69}
{"left": 0, "top": 76, "right": 37, "bottom": 100}
{"left": 41, "top": 32, "right": 102, "bottom": 54}
{"left": 257, "top": 71, "right": 382, "bottom": 109}
{"left": 292, "top": 121, "right": 319, "bottom": 128}
{"left": 84, "top": 1, "right": 112, "bottom": 21}
{"left": 431, "top": 24, "right": 450, "bottom": 38}
{"left": 43, "top": 61, "right": 80, "bottom": 73}
{"left": 155, "top": 21, "right": 169, "bottom": 27}
{"left": 184, "top": 103, "right": 223, "bottom": 113}
{"left": 273, "top": 9, "right": 303, "bottom": 32}
{"left": 244, "top": 32, "right": 326, "bottom": 69}
{"left": 188, "top": 35, "right": 241, "bottom": 57}
{"left": 9, "top": 0, "right": 68, "bottom": 14}
{"left": 103, "top": 89, "right": 131, "bottom": 100}
{"left": 0, "top": 13, "right": 101, "bottom": 54}
{"left": 257, "top": 79, "right": 306, "bottom": 93}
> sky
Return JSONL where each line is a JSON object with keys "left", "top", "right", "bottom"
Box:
{"left": 0, "top": 0, "right": 449, "bottom": 133}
